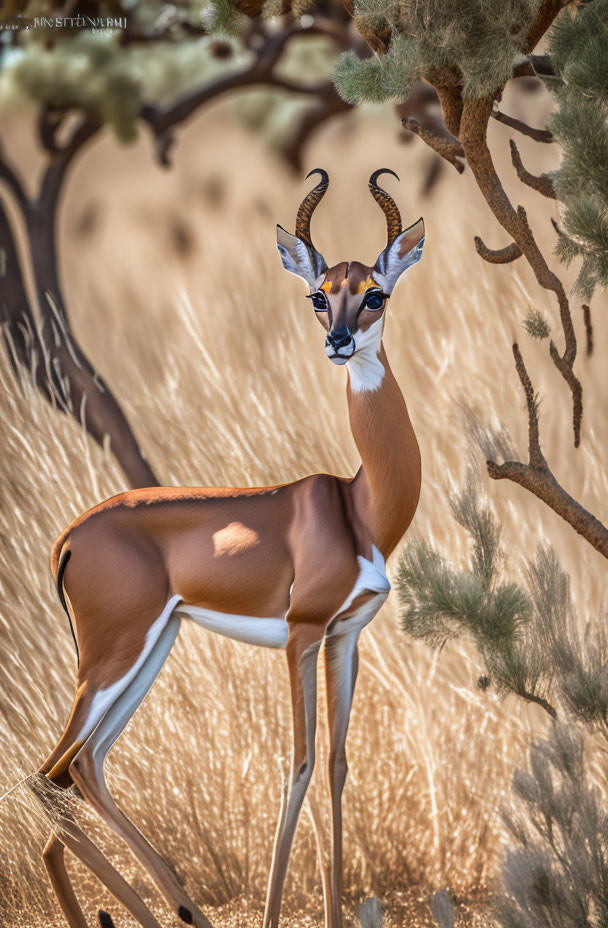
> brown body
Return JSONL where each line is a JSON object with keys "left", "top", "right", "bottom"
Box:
{"left": 44, "top": 352, "right": 419, "bottom": 748}
{"left": 36, "top": 170, "right": 424, "bottom": 928}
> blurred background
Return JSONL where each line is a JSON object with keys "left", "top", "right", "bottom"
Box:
{"left": 0, "top": 4, "right": 606, "bottom": 927}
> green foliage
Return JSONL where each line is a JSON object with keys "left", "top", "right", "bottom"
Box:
{"left": 522, "top": 307, "right": 550, "bottom": 340}
{"left": 203, "top": 0, "right": 243, "bottom": 37}
{"left": 398, "top": 467, "right": 608, "bottom": 728}
{"left": 334, "top": 44, "right": 411, "bottom": 105}
{"left": 334, "top": 0, "right": 541, "bottom": 104}
{"left": 398, "top": 467, "right": 549, "bottom": 704}
{"left": 0, "top": 29, "right": 243, "bottom": 142}
{"left": 3, "top": 34, "right": 140, "bottom": 142}
{"left": 0, "top": 0, "right": 339, "bottom": 150}
{"left": 546, "top": 1, "right": 608, "bottom": 300}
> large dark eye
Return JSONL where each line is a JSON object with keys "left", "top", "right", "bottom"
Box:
{"left": 363, "top": 291, "right": 386, "bottom": 311}
{"left": 310, "top": 292, "right": 328, "bottom": 311}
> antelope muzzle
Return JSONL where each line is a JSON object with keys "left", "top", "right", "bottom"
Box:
{"left": 325, "top": 325, "right": 356, "bottom": 365}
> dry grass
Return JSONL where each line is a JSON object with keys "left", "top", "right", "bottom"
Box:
{"left": 0, "top": 83, "right": 606, "bottom": 927}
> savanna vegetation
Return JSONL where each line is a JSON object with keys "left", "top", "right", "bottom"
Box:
{"left": 0, "top": 1, "right": 606, "bottom": 926}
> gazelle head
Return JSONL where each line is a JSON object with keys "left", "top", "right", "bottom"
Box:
{"left": 277, "top": 169, "right": 424, "bottom": 368}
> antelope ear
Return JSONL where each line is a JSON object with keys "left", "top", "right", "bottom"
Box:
{"left": 276, "top": 225, "right": 327, "bottom": 289}
{"left": 373, "top": 218, "right": 425, "bottom": 294}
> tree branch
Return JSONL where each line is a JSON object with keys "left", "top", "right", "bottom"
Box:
{"left": 518, "top": 688, "right": 557, "bottom": 718}
{"left": 37, "top": 116, "right": 101, "bottom": 218}
{"left": 488, "top": 459, "right": 608, "bottom": 559}
{"left": 492, "top": 109, "right": 553, "bottom": 143}
{"left": 0, "top": 196, "right": 47, "bottom": 387}
{"left": 37, "top": 108, "right": 69, "bottom": 155}
{"left": 513, "top": 343, "right": 544, "bottom": 468}
{"left": 28, "top": 116, "right": 101, "bottom": 320}
{"left": 459, "top": 96, "right": 582, "bottom": 447}
{"left": 435, "top": 84, "right": 464, "bottom": 138}
{"left": 510, "top": 139, "right": 556, "bottom": 198}
{"left": 512, "top": 53, "right": 555, "bottom": 78}
{"left": 401, "top": 116, "right": 465, "bottom": 172}
{"left": 141, "top": 21, "right": 351, "bottom": 166}
{"left": 474, "top": 237, "right": 522, "bottom": 264}
{"left": 486, "top": 345, "right": 608, "bottom": 560}
{"left": 0, "top": 149, "right": 29, "bottom": 215}
{"left": 279, "top": 82, "right": 351, "bottom": 172}
{"left": 582, "top": 304, "right": 593, "bottom": 356}
{"left": 0, "top": 117, "right": 159, "bottom": 488}
{"left": 525, "top": 0, "right": 569, "bottom": 53}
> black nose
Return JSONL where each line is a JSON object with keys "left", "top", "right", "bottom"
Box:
{"left": 327, "top": 326, "right": 352, "bottom": 349}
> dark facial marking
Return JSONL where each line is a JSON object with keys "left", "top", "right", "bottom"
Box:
{"left": 345, "top": 261, "right": 376, "bottom": 295}
{"left": 307, "top": 291, "right": 329, "bottom": 311}
{"left": 322, "top": 262, "right": 349, "bottom": 294}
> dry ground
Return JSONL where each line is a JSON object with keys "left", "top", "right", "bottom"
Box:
{"left": 0, "top": 83, "right": 606, "bottom": 927}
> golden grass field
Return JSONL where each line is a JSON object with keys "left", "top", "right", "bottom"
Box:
{"left": 0, "top": 83, "right": 606, "bottom": 927}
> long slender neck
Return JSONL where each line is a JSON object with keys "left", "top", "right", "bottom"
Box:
{"left": 347, "top": 341, "right": 421, "bottom": 559}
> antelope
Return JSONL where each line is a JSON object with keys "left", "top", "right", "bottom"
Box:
{"left": 35, "top": 169, "right": 424, "bottom": 928}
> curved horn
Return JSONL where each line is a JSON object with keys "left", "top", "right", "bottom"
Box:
{"left": 369, "top": 168, "right": 402, "bottom": 246}
{"left": 295, "top": 168, "right": 329, "bottom": 247}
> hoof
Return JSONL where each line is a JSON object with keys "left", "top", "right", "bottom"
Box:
{"left": 98, "top": 911, "right": 116, "bottom": 928}
{"left": 178, "top": 906, "right": 194, "bottom": 924}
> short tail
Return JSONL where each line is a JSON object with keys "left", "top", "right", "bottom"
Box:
{"left": 56, "top": 548, "right": 78, "bottom": 665}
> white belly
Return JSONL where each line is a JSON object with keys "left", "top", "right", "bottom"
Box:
{"left": 174, "top": 545, "right": 390, "bottom": 649}
{"left": 175, "top": 603, "right": 289, "bottom": 649}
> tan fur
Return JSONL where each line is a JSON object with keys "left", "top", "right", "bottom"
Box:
{"left": 39, "top": 240, "right": 421, "bottom": 928}
{"left": 348, "top": 344, "right": 421, "bottom": 556}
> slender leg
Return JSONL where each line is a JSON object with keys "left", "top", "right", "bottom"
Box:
{"left": 324, "top": 630, "right": 360, "bottom": 928}
{"left": 70, "top": 615, "right": 213, "bottom": 928}
{"left": 263, "top": 623, "right": 324, "bottom": 928}
{"left": 42, "top": 832, "right": 87, "bottom": 928}
{"left": 38, "top": 741, "right": 164, "bottom": 926}
{"left": 38, "top": 803, "right": 163, "bottom": 928}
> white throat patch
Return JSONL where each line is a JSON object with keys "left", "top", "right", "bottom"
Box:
{"left": 347, "top": 317, "right": 385, "bottom": 393}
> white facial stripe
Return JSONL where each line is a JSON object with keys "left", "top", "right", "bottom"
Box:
{"left": 346, "top": 317, "right": 385, "bottom": 393}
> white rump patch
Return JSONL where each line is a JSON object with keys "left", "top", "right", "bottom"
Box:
{"left": 176, "top": 603, "right": 289, "bottom": 649}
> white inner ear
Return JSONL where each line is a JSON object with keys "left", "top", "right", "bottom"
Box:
{"left": 277, "top": 226, "right": 327, "bottom": 289}
{"left": 374, "top": 220, "right": 425, "bottom": 294}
